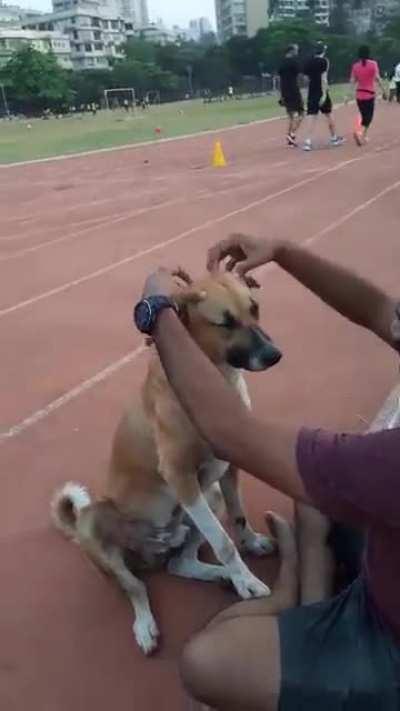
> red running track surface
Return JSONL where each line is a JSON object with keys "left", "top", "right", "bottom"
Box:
{"left": 1, "top": 104, "right": 400, "bottom": 710}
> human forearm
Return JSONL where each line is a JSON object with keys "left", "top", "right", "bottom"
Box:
{"left": 275, "top": 240, "right": 396, "bottom": 343}
{"left": 153, "top": 310, "right": 307, "bottom": 501}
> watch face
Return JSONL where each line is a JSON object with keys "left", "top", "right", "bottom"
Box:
{"left": 134, "top": 300, "right": 152, "bottom": 333}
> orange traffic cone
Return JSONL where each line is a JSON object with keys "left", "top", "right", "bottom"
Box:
{"left": 212, "top": 140, "right": 227, "bottom": 168}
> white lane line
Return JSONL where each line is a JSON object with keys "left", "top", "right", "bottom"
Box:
{"left": 0, "top": 196, "right": 186, "bottom": 261}
{"left": 0, "top": 114, "right": 285, "bottom": 169}
{"left": 0, "top": 346, "right": 146, "bottom": 443}
{"left": 0, "top": 163, "right": 290, "bottom": 261}
{"left": 0, "top": 163, "right": 394, "bottom": 444}
{"left": 305, "top": 179, "right": 400, "bottom": 245}
{"left": 0, "top": 101, "right": 350, "bottom": 170}
{"left": 255, "top": 176, "right": 400, "bottom": 279}
{"left": 0, "top": 156, "right": 362, "bottom": 319}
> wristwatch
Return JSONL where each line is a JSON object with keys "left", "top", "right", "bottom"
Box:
{"left": 133, "top": 295, "right": 178, "bottom": 335}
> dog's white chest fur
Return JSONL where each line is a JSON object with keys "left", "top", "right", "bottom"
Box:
{"left": 198, "top": 370, "right": 251, "bottom": 490}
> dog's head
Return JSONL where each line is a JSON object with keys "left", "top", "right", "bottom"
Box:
{"left": 172, "top": 270, "right": 282, "bottom": 372}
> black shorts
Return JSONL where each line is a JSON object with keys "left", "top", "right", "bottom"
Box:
{"left": 279, "top": 577, "right": 400, "bottom": 710}
{"left": 307, "top": 92, "right": 332, "bottom": 116}
{"left": 282, "top": 92, "right": 304, "bottom": 117}
{"left": 357, "top": 98, "right": 375, "bottom": 128}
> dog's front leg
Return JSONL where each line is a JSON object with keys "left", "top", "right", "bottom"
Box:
{"left": 221, "top": 466, "right": 275, "bottom": 557}
{"left": 164, "top": 468, "right": 270, "bottom": 600}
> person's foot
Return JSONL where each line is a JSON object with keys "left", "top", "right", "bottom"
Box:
{"left": 330, "top": 136, "right": 344, "bottom": 147}
{"left": 266, "top": 511, "right": 298, "bottom": 563}
{"left": 353, "top": 130, "right": 363, "bottom": 146}
{"left": 302, "top": 139, "right": 312, "bottom": 151}
{"left": 286, "top": 133, "right": 297, "bottom": 147}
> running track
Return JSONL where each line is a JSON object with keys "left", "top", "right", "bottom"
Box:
{"left": 1, "top": 104, "right": 400, "bottom": 711}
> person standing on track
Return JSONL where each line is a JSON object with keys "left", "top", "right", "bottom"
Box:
{"left": 278, "top": 44, "right": 304, "bottom": 147}
{"left": 302, "top": 42, "right": 343, "bottom": 151}
{"left": 394, "top": 61, "right": 400, "bottom": 103}
{"left": 350, "top": 45, "right": 387, "bottom": 146}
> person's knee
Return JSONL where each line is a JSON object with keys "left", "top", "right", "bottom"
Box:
{"left": 296, "top": 504, "right": 331, "bottom": 544}
{"left": 181, "top": 630, "right": 218, "bottom": 701}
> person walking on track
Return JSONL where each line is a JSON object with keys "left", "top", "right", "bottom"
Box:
{"left": 302, "top": 42, "right": 343, "bottom": 151}
{"left": 278, "top": 44, "right": 304, "bottom": 147}
{"left": 350, "top": 45, "right": 387, "bottom": 146}
{"left": 394, "top": 60, "right": 400, "bottom": 103}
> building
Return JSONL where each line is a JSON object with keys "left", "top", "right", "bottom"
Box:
{"left": 25, "top": 0, "right": 129, "bottom": 69}
{"left": 0, "top": 1, "right": 42, "bottom": 28}
{"left": 331, "top": 0, "right": 399, "bottom": 35}
{"left": 272, "top": 0, "right": 331, "bottom": 25}
{"left": 137, "top": 0, "right": 148, "bottom": 25}
{"left": 0, "top": 27, "right": 72, "bottom": 66}
{"left": 188, "top": 16, "right": 213, "bottom": 40}
{"left": 215, "top": 0, "right": 269, "bottom": 42}
{"left": 139, "top": 19, "right": 176, "bottom": 44}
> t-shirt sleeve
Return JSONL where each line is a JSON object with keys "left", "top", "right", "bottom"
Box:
{"left": 297, "top": 427, "right": 400, "bottom": 528}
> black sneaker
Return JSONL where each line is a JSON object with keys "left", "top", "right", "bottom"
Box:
{"left": 286, "top": 134, "right": 297, "bottom": 147}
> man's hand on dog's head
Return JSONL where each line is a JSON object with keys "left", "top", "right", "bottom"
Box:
{"left": 142, "top": 267, "right": 177, "bottom": 299}
{"left": 207, "top": 234, "right": 282, "bottom": 276}
{"left": 142, "top": 268, "right": 206, "bottom": 305}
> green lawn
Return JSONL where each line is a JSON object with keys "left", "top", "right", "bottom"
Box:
{"left": 0, "top": 86, "right": 347, "bottom": 164}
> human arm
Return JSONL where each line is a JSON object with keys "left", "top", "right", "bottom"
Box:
{"left": 376, "top": 65, "right": 387, "bottom": 99}
{"left": 153, "top": 308, "right": 307, "bottom": 503}
{"left": 142, "top": 271, "right": 400, "bottom": 529}
{"left": 207, "top": 235, "right": 399, "bottom": 351}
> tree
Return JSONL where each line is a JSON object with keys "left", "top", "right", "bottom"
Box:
{"left": 122, "top": 38, "right": 157, "bottom": 64}
{"left": 1, "top": 45, "right": 71, "bottom": 113}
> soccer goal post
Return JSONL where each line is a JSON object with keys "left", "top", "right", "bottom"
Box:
{"left": 104, "top": 87, "right": 136, "bottom": 110}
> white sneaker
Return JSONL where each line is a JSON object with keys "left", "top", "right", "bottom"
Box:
{"left": 302, "top": 140, "right": 312, "bottom": 151}
{"left": 330, "top": 136, "right": 344, "bottom": 147}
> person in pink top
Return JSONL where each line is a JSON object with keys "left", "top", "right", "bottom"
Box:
{"left": 350, "top": 45, "right": 386, "bottom": 146}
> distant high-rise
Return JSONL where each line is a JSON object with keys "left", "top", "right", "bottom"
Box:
{"left": 215, "top": 0, "right": 269, "bottom": 42}
{"left": 272, "top": 0, "right": 330, "bottom": 25}
{"left": 189, "top": 16, "right": 213, "bottom": 40}
{"left": 332, "top": 0, "right": 400, "bottom": 34}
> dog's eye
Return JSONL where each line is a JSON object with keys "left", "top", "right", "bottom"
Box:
{"left": 222, "top": 312, "right": 239, "bottom": 330}
{"left": 250, "top": 301, "right": 259, "bottom": 319}
{"left": 211, "top": 312, "right": 239, "bottom": 330}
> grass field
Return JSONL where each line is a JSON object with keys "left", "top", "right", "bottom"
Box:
{"left": 0, "top": 86, "right": 347, "bottom": 164}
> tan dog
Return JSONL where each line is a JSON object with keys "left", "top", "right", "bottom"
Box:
{"left": 51, "top": 271, "right": 282, "bottom": 655}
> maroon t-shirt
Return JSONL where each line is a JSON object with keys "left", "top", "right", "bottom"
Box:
{"left": 297, "top": 427, "right": 400, "bottom": 641}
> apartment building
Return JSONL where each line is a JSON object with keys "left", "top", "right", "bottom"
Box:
{"left": 215, "top": 0, "right": 269, "bottom": 42}
{"left": 0, "top": 27, "right": 72, "bottom": 67}
{"left": 272, "top": 0, "right": 331, "bottom": 25}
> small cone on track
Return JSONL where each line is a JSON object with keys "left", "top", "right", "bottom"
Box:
{"left": 212, "top": 140, "right": 227, "bottom": 168}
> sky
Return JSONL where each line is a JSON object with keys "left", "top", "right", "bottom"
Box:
{"left": 148, "top": 0, "right": 215, "bottom": 27}
{"left": 19, "top": 0, "right": 216, "bottom": 28}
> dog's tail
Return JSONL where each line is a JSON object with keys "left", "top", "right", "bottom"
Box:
{"left": 51, "top": 482, "right": 92, "bottom": 539}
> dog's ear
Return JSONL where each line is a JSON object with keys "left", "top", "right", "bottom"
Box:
{"left": 173, "top": 287, "right": 207, "bottom": 308}
{"left": 172, "top": 267, "right": 193, "bottom": 286}
{"left": 242, "top": 275, "right": 261, "bottom": 290}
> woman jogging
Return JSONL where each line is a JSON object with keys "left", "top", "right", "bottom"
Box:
{"left": 350, "top": 45, "right": 386, "bottom": 146}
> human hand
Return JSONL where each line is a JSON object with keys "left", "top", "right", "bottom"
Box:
{"left": 207, "top": 233, "right": 282, "bottom": 276}
{"left": 142, "top": 267, "right": 178, "bottom": 299}
{"left": 142, "top": 267, "right": 205, "bottom": 305}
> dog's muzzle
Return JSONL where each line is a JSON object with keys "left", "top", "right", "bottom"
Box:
{"left": 227, "top": 327, "right": 282, "bottom": 372}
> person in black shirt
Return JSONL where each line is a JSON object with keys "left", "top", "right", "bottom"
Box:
{"left": 278, "top": 44, "right": 304, "bottom": 147}
{"left": 302, "top": 42, "right": 343, "bottom": 151}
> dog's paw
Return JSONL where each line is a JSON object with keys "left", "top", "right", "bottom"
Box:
{"left": 170, "top": 524, "right": 190, "bottom": 549}
{"left": 133, "top": 615, "right": 160, "bottom": 656}
{"left": 231, "top": 572, "right": 271, "bottom": 600}
{"left": 239, "top": 532, "right": 276, "bottom": 557}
